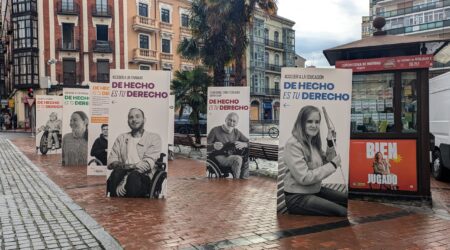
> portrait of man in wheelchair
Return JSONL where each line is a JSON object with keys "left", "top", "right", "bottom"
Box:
{"left": 207, "top": 112, "right": 249, "bottom": 179}
{"left": 106, "top": 108, "right": 167, "bottom": 198}
{"left": 36, "top": 112, "right": 62, "bottom": 155}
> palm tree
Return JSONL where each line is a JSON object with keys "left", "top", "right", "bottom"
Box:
{"left": 177, "top": 0, "right": 233, "bottom": 86}
{"left": 171, "top": 67, "right": 212, "bottom": 143}
{"left": 207, "top": 0, "right": 277, "bottom": 86}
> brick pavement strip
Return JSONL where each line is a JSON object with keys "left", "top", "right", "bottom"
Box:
{"left": 6, "top": 136, "right": 450, "bottom": 249}
{"left": 0, "top": 139, "right": 121, "bottom": 249}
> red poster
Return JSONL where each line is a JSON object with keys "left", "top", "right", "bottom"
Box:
{"left": 336, "top": 55, "right": 433, "bottom": 72}
{"left": 350, "top": 139, "right": 417, "bottom": 191}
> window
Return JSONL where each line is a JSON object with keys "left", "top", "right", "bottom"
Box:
{"left": 264, "top": 52, "right": 269, "bottom": 64}
{"left": 97, "top": 60, "right": 109, "bottom": 82}
{"left": 274, "top": 54, "right": 280, "bottom": 66}
{"left": 161, "top": 8, "right": 170, "bottom": 23}
{"left": 12, "top": 0, "right": 37, "bottom": 13}
{"left": 139, "top": 3, "right": 148, "bottom": 17}
{"left": 264, "top": 28, "right": 269, "bottom": 41}
{"left": 62, "top": 59, "right": 76, "bottom": 85}
{"left": 62, "top": 0, "right": 74, "bottom": 11}
{"left": 162, "top": 38, "right": 171, "bottom": 53}
{"left": 97, "top": 25, "right": 108, "bottom": 41}
{"left": 62, "top": 23, "right": 74, "bottom": 49}
{"left": 401, "top": 72, "right": 417, "bottom": 133}
{"left": 13, "top": 16, "right": 38, "bottom": 49}
{"left": 139, "top": 34, "right": 149, "bottom": 49}
{"left": 351, "top": 73, "right": 394, "bottom": 133}
{"left": 140, "top": 65, "right": 151, "bottom": 70}
{"left": 274, "top": 31, "right": 279, "bottom": 42}
{"left": 13, "top": 51, "right": 39, "bottom": 86}
{"left": 265, "top": 76, "right": 269, "bottom": 89}
{"left": 96, "top": 0, "right": 107, "bottom": 13}
{"left": 181, "top": 14, "right": 189, "bottom": 27}
{"left": 274, "top": 82, "right": 279, "bottom": 90}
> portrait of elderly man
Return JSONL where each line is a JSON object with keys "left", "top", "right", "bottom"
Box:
{"left": 107, "top": 108, "right": 162, "bottom": 197}
{"left": 207, "top": 112, "right": 249, "bottom": 179}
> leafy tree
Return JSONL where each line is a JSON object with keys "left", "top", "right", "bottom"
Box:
{"left": 177, "top": 0, "right": 233, "bottom": 86}
{"left": 171, "top": 67, "right": 212, "bottom": 143}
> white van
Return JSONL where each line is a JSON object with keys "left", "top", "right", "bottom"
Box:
{"left": 430, "top": 72, "right": 450, "bottom": 180}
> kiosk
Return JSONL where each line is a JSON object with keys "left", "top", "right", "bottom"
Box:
{"left": 323, "top": 17, "right": 449, "bottom": 200}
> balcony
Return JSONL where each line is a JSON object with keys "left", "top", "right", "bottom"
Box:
{"left": 56, "top": 1, "right": 79, "bottom": 15}
{"left": 92, "top": 4, "right": 112, "bottom": 17}
{"left": 160, "top": 53, "right": 174, "bottom": 61}
{"left": 133, "top": 48, "right": 158, "bottom": 64}
{"left": 56, "top": 39, "right": 80, "bottom": 51}
{"left": 265, "top": 63, "right": 281, "bottom": 73}
{"left": 386, "top": 19, "right": 450, "bottom": 35}
{"left": 93, "top": 73, "right": 110, "bottom": 83}
{"left": 159, "top": 22, "right": 173, "bottom": 30}
{"left": 92, "top": 40, "right": 113, "bottom": 53}
{"left": 180, "top": 26, "right": 191, "bottom": 35}
{"left": 57, "top": 73, "right": 81, "bottom": 86}
{"left": 132, "top": 16, "right": 158, "bottom": 33}
{"left": 377, "top": 0, "right": 449, "bottom": 19}
{"left": 250, "top": 87, "right": 280, "bottom": 96}
{"left": 264, "top": 39, "right": 284, "bottom": 50}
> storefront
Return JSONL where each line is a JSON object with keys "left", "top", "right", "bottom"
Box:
{"left": 323, "top": 19, "right": 449, "bottom": 200}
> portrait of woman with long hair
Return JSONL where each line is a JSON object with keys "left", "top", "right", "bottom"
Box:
{"left": 62, "top": 111, "right": 89, "bottom": 166}
{"left": 283, "top": 105, "right": 347, "bottom": 216}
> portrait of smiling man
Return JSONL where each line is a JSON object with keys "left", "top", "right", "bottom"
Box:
{"left": 107, "top": 108, "right": 162, "bottom": 197}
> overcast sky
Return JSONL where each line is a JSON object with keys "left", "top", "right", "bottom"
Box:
{"left": 277, "top": 0, "right": 369, "bottom": 67}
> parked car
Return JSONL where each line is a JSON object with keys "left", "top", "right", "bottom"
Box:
{"left": 175, "top": 114, "right": 206, "bottom": 135}
{"left": 429, "top": 72, "right": 450, "bottom": 181}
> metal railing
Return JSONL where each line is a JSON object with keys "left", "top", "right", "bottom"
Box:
{"left": 265, "top": 63, "right": 281, "bottom": 72}
{"left": 57, "top": 73, "right": 80, "bottom": 86}
{"left": 386, "top": 19, "right": 450, "bottom": 35}
{"left": 377, "top": 0, "right": 450, "bottom": 19}
{"left": 56, "top": 39, "right": 80, "bottom": 51}
{"left": 56, "top": 1, "right": 80, "bottom": 15}
{"left": 264, "top": 39, "right": 284, "bottom": 49}
{"left": 92, "top": 4, "right": 112, "bottom": 17}
{"left": 250, "top": 87, "right": 280, "bottom": 96}
{"left": 92, "top": 40, "right": 113, "bottom": 53}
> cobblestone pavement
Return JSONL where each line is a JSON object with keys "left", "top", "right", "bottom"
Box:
{"left": 7, "top": 136, "right": 450, "bottom": 249}
{"left": 0, "top": 139, "right": 120, "bottom": 250}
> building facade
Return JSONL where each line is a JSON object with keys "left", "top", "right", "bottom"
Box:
{"left": 366, "top": 0, "right": 450, "bottom": 76}
{"left": 247, "top": 10, "right": 296, "bottom": 121}
{"left": 127, "top": 0, "right": 193, "bottom": 71}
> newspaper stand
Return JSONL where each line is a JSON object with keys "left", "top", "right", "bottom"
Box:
{"left": 323, "top": 18, "right": 449, "bottom": 200}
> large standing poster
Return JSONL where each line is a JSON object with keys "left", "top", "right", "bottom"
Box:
{"left": 278, "top": 68, "right": 352, "bottom": 216}
{"left": 206, "top": 87, "right": 250, "bottom": 179}
{"left": 107, "top": 69, "right": 170, "bottom": 198}
{"left": 87, "top": 83, "right": 110, "bottom": 175}
{"left": 35, "top": 95, "right": 63, "bottom": 155}
{"left": 62, "top": 88, "right": 90, "bottom": 166}
{"left": 349, "top": 139, "right": 417, "bottom": 191}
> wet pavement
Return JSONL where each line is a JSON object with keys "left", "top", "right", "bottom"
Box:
{"left": 2, "top": 134, "right": 450, "bottom": 249}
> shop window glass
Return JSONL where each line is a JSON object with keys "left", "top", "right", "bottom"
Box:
{"left": 351, "top": 73, "right": 394, "bottom": 133}
{"left": 401, "top": 72, "right": 417, "bottom": 133}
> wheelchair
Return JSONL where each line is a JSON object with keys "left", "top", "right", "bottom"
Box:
{"left": 206, "top": 142, "right": 248, "bottom": 178}
{"left": 106, "top": 153, "right": 167, "bottom": 198}
{"left": 38, "top": 130, "right": 62, "bottom": 155}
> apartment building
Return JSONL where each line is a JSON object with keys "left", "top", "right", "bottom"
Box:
{"left": 247, "top": 10, "right": 296, "bottom": 121}
{"left": 127, "top": 0, "right": 193, "bottom": 71}
{"left": 366, "top": 0, "right": 450, "bottom": 76}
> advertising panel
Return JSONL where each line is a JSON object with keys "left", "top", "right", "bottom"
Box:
{"left": 278, "top": 68, "right": 352, "bottom": 216}
{"left": 207, "top": 87, "right": 250, "bottom": 179}
{"left": 35, "top": 95, "right": 63, "bottom": 155}
{"left": 107, "top": 69, "right": 170, "bottom": 198}
{"left": 62, "top": 88, "right": 90, "bottom": 166}
{"left": 87, "top": 83, "right": 110, "bottom": 175}
{"left": 349, "top": 139, "right": 417, "bottom": 191}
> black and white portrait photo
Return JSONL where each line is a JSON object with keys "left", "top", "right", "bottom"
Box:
{"left": 278, "top": 68, "right": 352, "bottom": 217}
{"left": 107, "top": 69, "right": 170, "bottom": 199}
{"left": 206, "top": 87, "right": 250, "bottom": 179}
{"left": 207, "top": 112, "right": 250, "bottom": 179}
{"left": 107, "top": 108, "right": 163, "bottom": 198}
{"left": 62, "top": 111, "right": 89, "bottom": 166}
